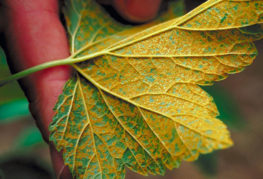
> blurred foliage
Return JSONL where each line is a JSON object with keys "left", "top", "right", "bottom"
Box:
{"left": 1, "top": 46, "right": 49, "bottom": 178}
{"left": 202, "top": 85, "right": 246, "bottom": 130}
{"left": 195, "top": 152, "right": 218, "bottom": 177}
{"left": 0, "top": 47, "right": 25, "bottom": 105}
{"left": 0, "top": 47, "right": 30, "bottom": 123}
{"left": 0, "top": 99, "right": 30, "bottom": 124}
{"left": 194, "top": 85, "right": 247, "bottom": 177}
{"left": 14, "top": 126, "right": 44, "bottom": 150}
{"left": 0, "top": 47, "right": 7, "bottom": 65}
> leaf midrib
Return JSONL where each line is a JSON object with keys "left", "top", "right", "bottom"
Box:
{"left": 70, "top": 0, "right": 222, "bottom": 58}
{"left": 102, "top": 0, "right": 224, "bottom": 53}
{"left": 69, "top": 0, "right": 261, "bottom": 65}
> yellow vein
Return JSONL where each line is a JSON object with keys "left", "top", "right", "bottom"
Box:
{"left": 74, "top": 65, "right": 231, "bottom": 145}
{"left": 59, "top": 79, "right": 78, "bottom": 146}
{"left": 73, "top": 24, "right": 111, "bottom": 56}
{"left": 137, "top": 107, "right": 176, "bottom": 159}
{"left": 72, "top": 120, "right": 90, "bottom": 173}
{"left": 125, "top": 146, "right": 147, "bottom": 175}
{"left": 83, "top": 154, "right": 95, "bottom": 178}
{"left": 69, "top": 0, "right": 82, "bottom": 54}
{"left": 103, "top": 0, "right": 223, "bottom": 53}
{"left": 174, "top": 124, "right": 194, "bottom": 160}
{"left": 173, "top": 0, "right": 223, "bottom": 26}
{"left": 78, "top": 76, "right": 103, "bottom": 178}
{"left": 98, "top": 89, "right": 163, "bottom": 170}
{"left": 55, "top": 95, "right": 72, "bottom": 113}
{"left": 104, "top": 52, "right": 256, "bottom": 58}
{"left": 170, "top": 21, "right": 263, "bottom": 31}
{"left": 130, "top": 93, "right": 215, "bottom": 115}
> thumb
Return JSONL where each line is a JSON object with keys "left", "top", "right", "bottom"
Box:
{"left": 2, "top": 0, "right": 71, "bottom": 178}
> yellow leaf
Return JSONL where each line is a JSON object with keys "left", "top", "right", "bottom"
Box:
{"left": 49, "top": 0, "right": 263, "bottom": 178}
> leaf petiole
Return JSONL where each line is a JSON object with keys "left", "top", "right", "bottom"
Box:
{"left": 0, "top": 51, "right": 106, "bottom": 87}
{"left": 0, "top": 57, "right": 72, "bottom": 86}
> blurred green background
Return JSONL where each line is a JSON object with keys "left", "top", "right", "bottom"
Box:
{"left": 0, "top": 46, "right": 54, "bottom": 179}
{"left": 1, "top": 0, "right": 263, "bottom": 178}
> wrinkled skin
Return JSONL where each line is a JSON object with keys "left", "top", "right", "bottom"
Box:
{"left": 0, "top": 0, "right": 162, "bottom": 178}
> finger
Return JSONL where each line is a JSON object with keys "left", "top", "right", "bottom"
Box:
{"left": 3, "top": 0, "right": 71, "bottom": 178}
{"left": 3, "top": 0, "right": 70, "bottom": 141}
{"left": 113, "top": 0, "right": 162, "bottom": 22}
{"left": 50, "top": 144, "right": 72, "bottom": 179}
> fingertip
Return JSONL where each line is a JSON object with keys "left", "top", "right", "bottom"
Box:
{"left": 113, "top": 0, "right": 162, "bottom": 23}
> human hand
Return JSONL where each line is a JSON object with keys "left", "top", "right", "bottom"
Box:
{"left": 0, "top": 0, "right": 162, "bottom": 178}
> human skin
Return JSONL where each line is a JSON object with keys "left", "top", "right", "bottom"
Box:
{"left": 0, "top": 0, "right": 162, "bottom": 178}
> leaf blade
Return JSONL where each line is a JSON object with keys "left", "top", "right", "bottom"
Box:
{"left": 50, "top": 0, "right": 263, "bottom": 178}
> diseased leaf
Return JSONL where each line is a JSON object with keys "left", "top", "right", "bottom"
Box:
{"left": 49, "top": 0, "right": 263, "bottom": 178}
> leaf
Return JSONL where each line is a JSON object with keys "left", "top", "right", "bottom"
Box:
{"left": 49, "top": 0, "right": 263, "bottom": 178}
